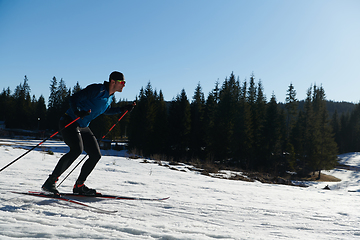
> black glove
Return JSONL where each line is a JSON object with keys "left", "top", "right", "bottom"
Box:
{"left": 74, "top": 110, "right": 90, "bottom": 118}
{"left": 123, "top": 104, "right": 135, "bottom": 113}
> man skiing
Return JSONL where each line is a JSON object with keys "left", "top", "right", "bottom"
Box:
{"left": 42, "top": 71, "right": 134, "bottom": 195}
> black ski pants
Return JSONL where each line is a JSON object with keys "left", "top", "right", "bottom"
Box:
{"left": 51, "top": 114, "right": 101, "bottom": 183}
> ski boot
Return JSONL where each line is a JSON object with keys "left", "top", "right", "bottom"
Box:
{"left": 41, "top": 174, "right": 59, "bottom": 194}
{"left": 73, "top": 181, "right": 97, "bottom": 196}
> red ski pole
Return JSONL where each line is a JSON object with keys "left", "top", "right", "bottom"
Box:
{"left": 0, "top": 117, "right": 81, "bottom": 173}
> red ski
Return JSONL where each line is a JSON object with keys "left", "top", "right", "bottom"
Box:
{"left": 59, "top": 192, "right": 170, "bottom": 201}
{"left": 11, "top": 191, "right": 117, "bottom": 214}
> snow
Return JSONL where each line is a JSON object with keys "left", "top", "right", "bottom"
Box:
{"left": 1, "top": 138, "right": 360, "bottom": 239}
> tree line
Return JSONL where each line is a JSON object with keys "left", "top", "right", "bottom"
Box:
{"left": 128, "top": 73, "right": 340, "bottom": 176}
{"left": 0, "top": 73, "right": 359, "bottom": 175}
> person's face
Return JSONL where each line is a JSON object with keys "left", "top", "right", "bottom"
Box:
{"left": 115, "top": 80, "right": 126, "bottom": 92}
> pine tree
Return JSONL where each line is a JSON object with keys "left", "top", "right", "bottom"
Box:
{"left": 247, "top": 73, "right": 256, "bottom": 105}
{"left": 128, "top": 89, "right": 145, "bottom": 154}
{"left": 35, "top": 95, "right": 47, "bottom": 130}
{"left": 58, "top": 78, "right": 70, "bottom": 114}
{"left": 263, "top": 94, "right": 283, "bottom": 170}
{"left": 285, "top": 83, "right": 298, "bottom": 138}
{"left": 246, "top": 73, "right": 267, "bottom": 170}
{"left": 302, "top": 86, "right": 316, "bottom": 170}
{"left": 0, "top": 88, "right": 10, "bottom": 121}
{"left": 290, "top": 110, "right": 305, "bottom": 170}
{"left": 47, "top": 77, "right": 58, "bottom": 130}
{"left": 48, "top": 76, "right": 58, "bottom": 110}
{"left": 204, "top": 82, "right": 219, "bottom": 162}
{"left": 233, "top": 79, "right": 253, "bottom": 169}
{"left": 168, "top": 89, "right": 191, "bottom": 160}
{"left": 254, "top": 80, "right": 267, "bottom": 169}
{"left": 215, "top": 73, "right": 240, "bottom": 161}
{"left": 47, "top": 77, "right": 70, "bottom": 130}
{"left": 153, "top": 90, "right": 168, "bottom": 154}
{"left": 128, "top": 82, "right": 161, "bottom": 156}
{"left": 10, "top": 76, "right": 32, "bottom": 129}
{"left": 0, "top": 87, "right": 12, "bottom": 127}
{"left": 289, "top": 87, "right": 312, "bottom": 172}
{"left": 293, "top": 85, "right": 338, "bottom": 176}
{"left": 310, "top": 85, "right": 338, "bottom": 178}
{"left": 142, "top": 82, "right": 157, "bottom": 155}
{"left": 72, "top": 81, "right": 82, "bottom": 94}
{"left": 190, "top": 83, "right": 206, "bottom": 159}
{"left": 246, "top": 73, "right": 258, "bottom": 168}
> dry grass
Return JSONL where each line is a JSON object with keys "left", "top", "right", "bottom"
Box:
{"left": 129, "top": 149, "right": 342, "bottom": 186}
{"left": 298, "top": 172, "right": 341, "bottom": 182}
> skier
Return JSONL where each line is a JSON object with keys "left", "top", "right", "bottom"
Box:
{"left": 42, "top": 71, "right": 134, "bottom": 195}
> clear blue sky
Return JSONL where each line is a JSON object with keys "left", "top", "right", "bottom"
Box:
{"left": 1, "top": 0, "right": 359, "bottom": 104}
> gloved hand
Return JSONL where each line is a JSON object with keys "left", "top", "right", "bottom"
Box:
{"left": 74, "top": 110, "right": 90, "bottom": 118}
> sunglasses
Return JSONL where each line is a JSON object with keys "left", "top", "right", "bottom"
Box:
{"left": 117, "top": 80, "right": 126, "bottom": 84}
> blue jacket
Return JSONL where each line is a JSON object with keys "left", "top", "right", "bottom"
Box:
{"left": 66, "top": 81, "right": 123, "bottom": 127}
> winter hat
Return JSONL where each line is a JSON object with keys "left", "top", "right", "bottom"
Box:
{"left": 109, "top": 71, "right": 125, "bottom": 81}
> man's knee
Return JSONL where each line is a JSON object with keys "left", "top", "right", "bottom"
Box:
{"left": 70, "top": 145, "right": 83, "bottom": 157}
{"left": 92, "top": 152, "right": 101, "bottom": 162}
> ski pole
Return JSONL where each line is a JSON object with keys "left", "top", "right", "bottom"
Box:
{"left": 0, "top": 116, "right": 81, "bottom": 173}
{"left": 57, "top": 107, "right": 132, "bottom": 187}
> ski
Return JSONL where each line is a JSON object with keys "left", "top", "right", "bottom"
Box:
{"left": 11, "top": 191, "right": 117, "bottom": 214}
{"left": 59, "top": 192, "right": 170, "bottom": 201}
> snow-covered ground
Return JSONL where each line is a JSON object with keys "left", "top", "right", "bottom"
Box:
{"left": 1, "top": 138, "right": 360, "bottom": 239}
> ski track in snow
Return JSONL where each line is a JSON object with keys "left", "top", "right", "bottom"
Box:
{"left": 1, "top": 138, "right": 360, "bottom": 239}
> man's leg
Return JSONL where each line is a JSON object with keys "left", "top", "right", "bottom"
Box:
{"left": 52, "top": 115, "right": 84, "bottom": 177}
{"left": 42, "top": 115, "right": 83, "bottom": 193}
{"left": 73, "top": 127, "right": 101, "bottom": 195}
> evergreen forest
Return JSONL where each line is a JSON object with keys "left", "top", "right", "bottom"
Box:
{"left": 1, "top": 73, "right": 359, "bottom": 176}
